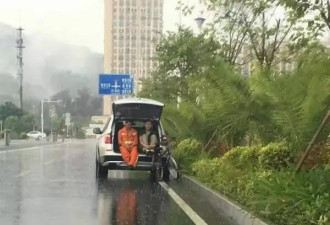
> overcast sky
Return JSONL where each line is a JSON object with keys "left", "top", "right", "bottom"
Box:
{"left": 0, "top": 0, "right": 200, "bottom": 53}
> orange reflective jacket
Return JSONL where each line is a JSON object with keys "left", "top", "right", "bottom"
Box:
{"left": 118, "top": 127, "right": 138, "bottom": 147}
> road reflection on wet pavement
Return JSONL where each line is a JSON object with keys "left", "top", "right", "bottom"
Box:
{"left": 0, "top": 141, "right": 193, "bottom": 225}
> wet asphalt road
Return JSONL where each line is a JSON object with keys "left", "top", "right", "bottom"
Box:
{"left": 0, "top": 140, "right": 195, "bottom": 225}
{"left": 0, "top": 140, "right": 233, "bottom": 225}
{"left": 0, "top": 139, "right": 63, "bottom": 151}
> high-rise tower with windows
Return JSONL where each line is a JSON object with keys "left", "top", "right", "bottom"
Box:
{"left": 103, "top": 0, "right": 163, "bottom": 115}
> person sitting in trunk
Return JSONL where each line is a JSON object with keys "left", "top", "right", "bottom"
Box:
{"left": 118, "top": 120, "right": 139, "bottom": 168}
{"left": 140, "top": 119, "right": 158, "bottom": 155}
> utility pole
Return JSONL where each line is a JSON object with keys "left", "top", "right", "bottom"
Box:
{"left": 16, "top": 27, "right": 25, "bottom": 110}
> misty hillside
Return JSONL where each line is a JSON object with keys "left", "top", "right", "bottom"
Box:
{"left": 0, "top": 23, "right": 103, "bottom": 104}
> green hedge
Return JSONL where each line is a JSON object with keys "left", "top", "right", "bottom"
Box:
{"left": 192, "top": 158, "right": 257, "bottom": 204}
{"left": 9, "top": 131, "right": 20, "bottom": 140}
{"left": 172, "top": 138, "right": 203, "bottom": 171}
{"left": 189, "top": 141, "right": 330, "bottom": 225}
{"left": 221, "top": 146, "right": 260, "bottom": 169}
{"left": 20, "top": 132, "right": 28, "bottom": 140}
{"left": 259, "top": 142, "right": 293, "bottom": 170}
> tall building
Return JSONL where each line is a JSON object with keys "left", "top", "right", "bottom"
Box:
{"left": 103, "top": 0, "right": 163, "bottom": 115}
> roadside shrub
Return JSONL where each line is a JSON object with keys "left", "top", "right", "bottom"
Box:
{"left": 222, "top": 146, "right": 260, "bottom": 169}
{"left": 0, "top": 132, "right": 4, "bottom": 139}
{"left": 251, "top": 168, "right": 330, "bottom": 225}
{"left": 9, "top": 131, "right": 20, "bottom": 140}
{"left": 192, "top": 158, "right": 222, "bottom": 186}
{"left": 192, "top": 157, "right": 257, "bottom": 205}
{"left": 173, "top": 138, "right": 203, "bottom": 170}
{"left": 221, "top": 146, "right": 243, "bottom": 162}
{"left": 259, "top": 142, "right": 293, "bottom": 170}
{"left": 20, "top": 132, "right": 28, "bottom": 139}
{"left": 76, "top": 129, "right": 86, "bottom": 139}
{"left": 192, "top": 140, "right": 330, "bottom": 225}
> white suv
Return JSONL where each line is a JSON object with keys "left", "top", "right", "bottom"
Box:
{"left": 94, "top": 98, "right": 170, "bottom": 178}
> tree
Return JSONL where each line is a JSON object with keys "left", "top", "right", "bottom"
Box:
{"left": 51, "top": 88, "right": 102, "bottom": 120}
{"left": 205, "top": 2, "right": 250, "bottom": 65}
{"left": 204, "top": 0, "right": 306, "bottom": 69}
{"left": 18, "top": 115, "right": 35, "bottom": 133}
{"left": 4, "top": 116, "right": 19, "bottom": 131}
{"left": 0, "top": 102, "right": 23, "bottom": 121}
{"left": 140, "top": 28, "right": 220, "bottom": 102}
{"left": 52, "top": 89, "right": 73, "bottom": 116}
{"left": 195, "top": 44, "right": 330, "bottom": 148}
{"left": 52, "top": 116, "right": 65, "bottom": 133}
{"left": 280, "top": 0, "right": 329, "bottom": 31}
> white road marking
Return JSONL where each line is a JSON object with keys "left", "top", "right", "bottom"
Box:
{"left": 15, "top": 170, "right": 32, "bottom": 177}
{"left": 159, "top": 181, "right": 208, "bottom": 225}
{"left": 44, "top": 159, "right": 56, "bottom": 165}
{"left": 0, "top": 142, "right": 70, "bottom": 154}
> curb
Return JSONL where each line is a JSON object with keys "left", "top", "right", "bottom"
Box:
{"left": 183, "top": 175, "right": 270, "bottom": 225}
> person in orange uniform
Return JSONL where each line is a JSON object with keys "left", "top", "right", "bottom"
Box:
{"left": 118, "top": 120, "right": 139, "bottom": 168}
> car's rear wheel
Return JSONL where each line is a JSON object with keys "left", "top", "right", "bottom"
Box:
{"left": 150, "top": 155, "right": 163, "bottom": 182}
{"left": 96, "top": 155, "right": 108, "bottom": 178}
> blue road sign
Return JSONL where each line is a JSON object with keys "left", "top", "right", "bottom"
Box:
{"left": 99, "top": 74, "right": 134, "bottom": 95}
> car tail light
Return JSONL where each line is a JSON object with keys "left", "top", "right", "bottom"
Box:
{"left": 105, "top": 134, "right": 112, "bottom": 144}
{"left": 161, "top": 135, "right": 168, "bottom": 146}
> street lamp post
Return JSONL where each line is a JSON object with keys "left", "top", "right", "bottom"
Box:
{"left": 41, "top": 99, "right": 61, "bottom": 139}
{"left": 195, "top": 0, "right": 206, "bottom": 31}
{"left": 195, "top": 16, "right": 206, "bottom": 29}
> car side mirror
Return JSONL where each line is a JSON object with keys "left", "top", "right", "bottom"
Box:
{"left": 93, "top": 127, "right": 102, "bottom": 134}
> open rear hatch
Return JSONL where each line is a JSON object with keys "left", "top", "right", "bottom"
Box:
{"left": 112, "top": 98, "right": 164, "bottom": 121}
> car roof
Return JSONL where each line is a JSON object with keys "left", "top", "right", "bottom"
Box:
{"left": 113, "top": 98, "right": 164, "bottom": 107}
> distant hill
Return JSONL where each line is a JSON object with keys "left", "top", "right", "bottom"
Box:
{"left": 0, "top": 23, "right": 103, "bottom": 104}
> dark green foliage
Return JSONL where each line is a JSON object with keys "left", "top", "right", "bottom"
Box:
{"left": 20, "top": 132, "right": 28, "bottom": 139}
{"left": 252, "top": 168, "right": 330, "bottom": 225}
{"left": 259, "top": 142, "right": 293, "bottom": 170}
{"left": 172, "top": 138, "right": 203, "bottom": 171}
{"left": 75, "top": 128, "right": 86, "bottom": 139}
{"left": 192, "top": 143, "right": 330, "bottom": 225}
{"left": 0, "top": 102, "right": 23, "bottom": 121}
{"left": 222, "top": 146, "right": 260, "bottom": 169}
{"left": 138, "top": 10, "right": 330, "bottom": 225}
